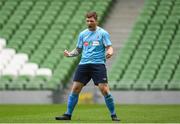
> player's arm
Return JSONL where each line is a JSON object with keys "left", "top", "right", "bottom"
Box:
{"left": 106, "top": 45, "right": 113, "bottom": 59}
{"left": 64, "top": 31, "right": 83, "bottom": 57}
{"left": 64, "top": 48, "right": 82, "bottom": 57}
{"left": 103, "top": 30, "right": 113, "bottom": 59}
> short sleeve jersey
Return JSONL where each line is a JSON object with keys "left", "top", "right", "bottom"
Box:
{"left": 76, "top": 26, "right": 112, "bottom": 64}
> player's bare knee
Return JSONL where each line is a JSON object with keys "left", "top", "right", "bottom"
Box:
{"left": 99, "top": 85, "right": 109, "bottom": 96}
{"left": 101, "top": 88, "right": 109, "bottom": 96}
{"left": 72, "top": 86, "right": 81, "bottom": 93}
{"left": 71, "top": 82, "right": 84, "bottom": 93}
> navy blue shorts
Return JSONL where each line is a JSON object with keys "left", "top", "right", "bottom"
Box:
{"left": 73, "top": 64, "right": 108, "bottom": 85}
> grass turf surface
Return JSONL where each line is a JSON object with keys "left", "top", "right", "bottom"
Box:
{"left": 0, "top": 104, "right": 180, "bottom": 123}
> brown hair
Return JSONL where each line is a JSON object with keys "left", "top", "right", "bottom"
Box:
{"left": 86, "top": 11, "right": 98, "bottom": 20}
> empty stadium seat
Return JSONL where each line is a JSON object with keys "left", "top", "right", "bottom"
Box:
{"left": 109, "top": 0, "right": 180, "bottom": 91}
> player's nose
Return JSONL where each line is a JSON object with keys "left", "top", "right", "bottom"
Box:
{"left": 87, "top": 22, "right": 91, "bottom": 25}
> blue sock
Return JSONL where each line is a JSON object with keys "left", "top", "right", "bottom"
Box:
{"left": 65, "top": 92, "right": 79, "bottom": 115}
{"left": 104, "top": 93, "right": 116, "bottom": 116}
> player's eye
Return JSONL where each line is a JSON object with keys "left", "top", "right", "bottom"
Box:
{"left": 87, "top": 20, "right": 94, "bottom": 23}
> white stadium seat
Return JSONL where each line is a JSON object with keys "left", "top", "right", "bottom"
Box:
{"left": 19, "top": 63, "right": 39, "bottom": 76}
{"left": 0, "top": 48, "right": 16, "bottom": 58}
{"left": 0, "top": 49, "right": 14, "bottom": 65}
{"left": 0, "top": 64, "right": 4, "bottom": 75}
{"left": 10, "top": 53, "right": 28, "bottom": 66}
{"left": 0, "top": 45, "right": 3, "bottom": 52}
{"left": 0, "top": 38, "right": 6, "bottom": 48}
{"left": 22, "top": 63, "right": 38, "bottom": 70}
{"left": 0, "top": 56, "right": 11, "bottom": 67}
{"left": 12, "top": 53, "right": 28, "bottom": 62}
{"left": 2, "top": 68, "right": 19, "bottom": 76}
{"left": 0, "top": 39, "right": 53, "bottom": 77}
{"left": 5, "top": 64, "right": 22, "bottom": 72}
{"left": 36, "top": 68, "right": 52, "bottom": 77}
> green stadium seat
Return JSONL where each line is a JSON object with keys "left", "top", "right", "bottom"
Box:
{"left": 168, "top": 82, "right": 180, "bottom": 90}
{"left": 0, "top": 82, "right": 7, "bottom": 90}
{"left": 133, "top": 81, "right": 150, "bottom": 90}
{"left": 7, "top": 42, "right": 20, "bottom": 50}
{"left": 109, "top": 73, "right": 122, "bottom": 82}
{"left": 42, "top": 81, "right": 60, "bottom": 90}
{"left": 144, "top": 0, "right": 159, "bottom": 6}
{"left": 0, "top": 75, "right": 13, "bottom": 83}
{"left": 8, "top": 82, "right": 24, "bottom": 90}
{"left": 109, "top": 81, "right": 118, "bottom": 90}
{"left": 150, "top": 81, "right": 167, "bottom": 90}
{"left": 160, "top": 0, "right": 173, "bottom": 6}
{"left": 25, "top": 82, "right": 41, "bottom": 90}
{"left": 116, "top": 81, "right": 133, "bottom": 90}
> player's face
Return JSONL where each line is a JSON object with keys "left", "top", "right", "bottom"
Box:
{"left": 86, "top": 17, "right": 97, "bottom": 31}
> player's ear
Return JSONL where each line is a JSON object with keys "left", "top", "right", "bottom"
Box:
{"left": 96, "top": 21, "right": 98, "bottom": 25}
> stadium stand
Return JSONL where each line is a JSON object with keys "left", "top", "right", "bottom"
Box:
{"left": 0, "top": 0, "right": 112, "bottom": 90}
{"left": 109, "top": 0, "right": 180, "bottom": 90}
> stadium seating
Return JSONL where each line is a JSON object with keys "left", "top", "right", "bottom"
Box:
{"left": 0, "top": 0, "right": 112, "bottom": 90}
{"left": 109, "top": 0, "right": 180, "bottom": 90}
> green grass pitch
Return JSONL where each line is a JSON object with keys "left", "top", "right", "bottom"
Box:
{"left": 0, "top": 104, "right": 180, "bottom": 123}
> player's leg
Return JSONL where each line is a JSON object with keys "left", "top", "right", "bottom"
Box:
{"left": 91, "top": 64, "right": 120, "bottom": 121}
{"left": 65, "top": 81, "right": 84, "bottom": 115}
{"left": 98, "top": 83, "right": 120, "bottom": 121}
{"left": 56, "top": 64, "right": 91, "bottom": 120}
{"left": 55, "top": 81, "right": 84, "bottom": 120}
{"left": 98, "top": 83, "right": 115, "bottom": 114}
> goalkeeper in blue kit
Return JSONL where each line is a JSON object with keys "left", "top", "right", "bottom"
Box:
{"left": 55, "top": 11, "right": 120, "bottom": 121}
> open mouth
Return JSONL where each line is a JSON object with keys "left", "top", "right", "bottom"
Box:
{"left": 88, "top": 25, "right": 92, "bottom": 28}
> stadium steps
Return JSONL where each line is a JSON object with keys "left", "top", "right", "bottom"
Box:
{"left": 103, "top": 0, "right": 144, "bottom": 69}
{"left": 0, "top": 0, "right": 113, "bottom": 90}
{"left": 109, "top": 0, "right": 180, "bottom": 91}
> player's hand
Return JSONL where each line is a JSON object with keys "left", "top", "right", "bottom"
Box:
{"left": 106, "top": 46, "right": 113, "bottom": 59}
{"left": 106, "top": 52, "right": 113, "bottom": 59}
{"left": 64, "top": 49, "right": 70, "bottom": 57}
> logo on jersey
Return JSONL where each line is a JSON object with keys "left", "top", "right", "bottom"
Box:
{"left": 103, "top": 78, "right": 107, "bottom": 81}
{"left": 84, "top": 41, "right": 100, "bottom": 46}
{"left": 92, "top": 41, "right": 100, "bottom": 46}
{"left": 84, "top": 42, "right": 89, "bottom": 46}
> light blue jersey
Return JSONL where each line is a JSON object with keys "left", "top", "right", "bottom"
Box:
{"left": 77, "top": 26, "right": 112, "bottom": 64}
